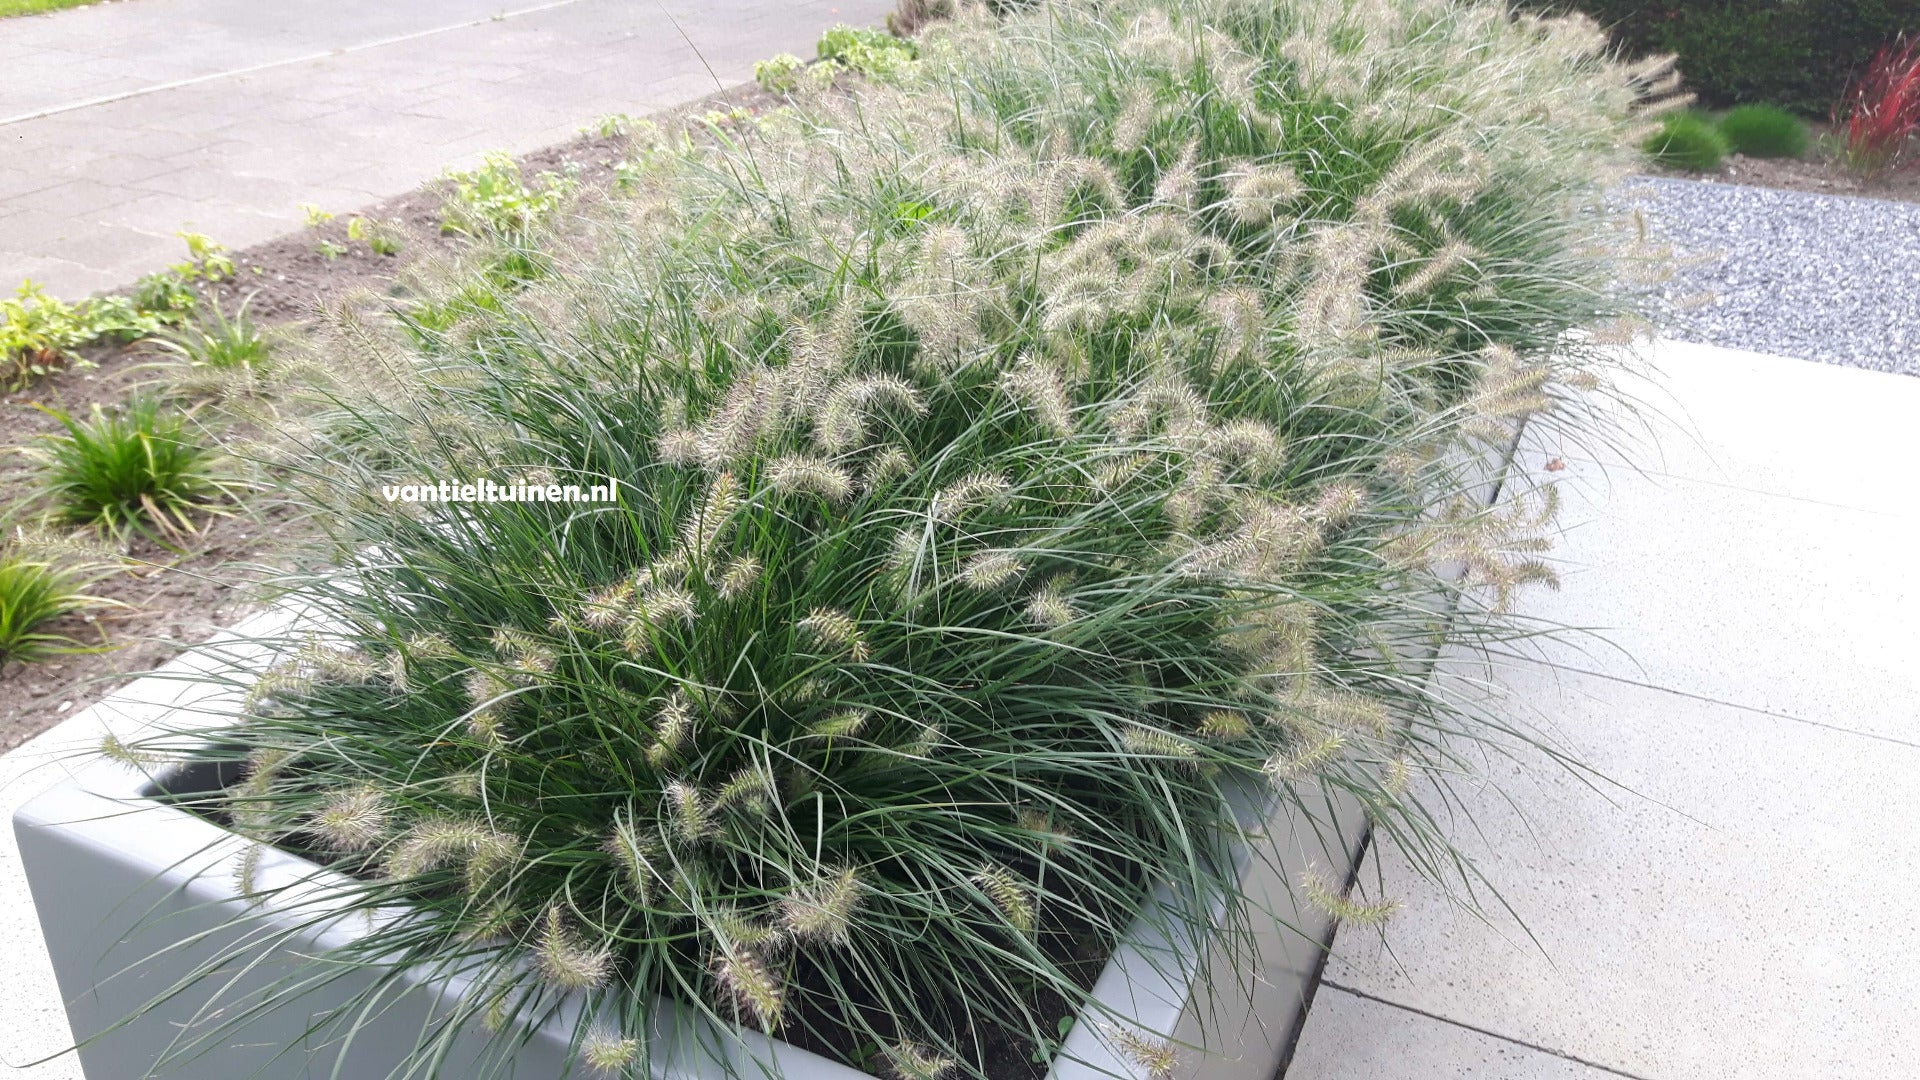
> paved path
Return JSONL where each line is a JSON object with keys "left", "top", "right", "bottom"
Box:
{"left": 1, "top": 0, "right": 891, "bottom": 298}
{"left": 1288, "top": 340, "right": 1920, "bottom": 1077}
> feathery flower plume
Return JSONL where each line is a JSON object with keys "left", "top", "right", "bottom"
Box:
{"left": 681, "top": 471, "right": 742, "bottom": 558}
{"left": 463, "top": 669, "right": 516, "bottom": 745}
{"left": 713, "top": 764, "right": 777, "bottom": 816}
{"left": 99, "top": 732, "right": 166, "bottom": 769}
{"left": 768, "top": 455, "right": 854, "bottom": 503}
{"left": 1203, "top": 288, "right": 1268, "bottom": 370}
{"left": 797, "top": 607, "right": 869, "bottom": 662}
{"left": 810, "top": 708, "right": 870, "bottom": 739}
{"left": 932, "top": 471, "right": 1010, "bottom": 522}
{"left": 604, "top": 809, "right": 659, "bottom": 902}
{"left": 663, "top": 780, "right": 714, "bottom": 846}
{"left": 657, "top": 428, "right": 703, "bottom": 466}
{"left": 1118, "top": 724, "right": 1201, "bottom": 769}
{"left": 1301, "top": 868, "right": 1402, "bottom": 925}
{"left": 713, "top": 944, "right": 785, "bottom": 1029}
{"left": 582, "top": 1030, "right": 641, "bottom": 1073}
{"left": 532, "top": 905, "right": 614, "bottom": 990}
{"left": 385, "top": 817, "right": 518, "bottom": 880}
{"left": 959, "top": 549, "right": 1025, "bottom": 591}
{"left": 885, "top": 1041, "right": 956, "bottom": 1080}
{"left": 1024, "top": 577, "right": 1080, "bottom": 629}
{"left": 814, "top": 376, "right": 928, "bottom": 453}
{"left": 1207, "top": 418, "right": 1286, "bottom": 475}
{"left": 971, "top": 863, "right": 1036, "bottom": 936}
{"left": 1312, "top": 482, "right": 1367, "bottom": 524}
{"left": 647, "top": 690, "right": 696, "bottom": 765}
{"left": 1151, "top": 141, "right": 1200, "bottom": 210}
{"left": 862, "top": 445, "right": 912, "bottom": 490}
{"left": 490, "top": 626, "right": 555, "bottom": 676}
{"left": 780, "top": 866, "right": 863, "bottom": 946}
{"left": 1394, "top": 236, "right": 1478, "bottom": 296}
{"left": 1199, "top": 710, "right": 1253, "bottom": 739}
{"left": 233, "top": 842, "right": 264, "bottom": 899}
{"left": 1263, "top": 730, "right": 1346, "bottom": 781}
{"left": 581, "top": 580, "right": 635, "bottom": 630}
{"left": 714, "top": 554, "right": 762, "bottom": 600}
{"left": 1015, "top": 806, "right": 1075, "bottom": 848}
{"left": 1108, "top": 1027, "right": 1179, "bottom": 1080}
{"left": 998, "top": 359, "right": 1074, "bottom": 437}
{"left": 310, "top": 785, "right": 390, "bottom": 852}
{"left": 1226, "top": 161, "right": 1305, "bottom": 225}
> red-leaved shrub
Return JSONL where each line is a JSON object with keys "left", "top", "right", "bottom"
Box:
{"left": 1839, "top": 36, "right": 1920, "bottom": 176}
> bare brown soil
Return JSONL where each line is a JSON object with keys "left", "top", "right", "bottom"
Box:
{"left": 0, "top": 84, "right": 772, "bottom": 752}
{"left": 1654, "top": 126, "right": 1920, "bottom": 205}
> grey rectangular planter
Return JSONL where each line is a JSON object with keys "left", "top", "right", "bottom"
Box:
{"left": 15, "top": 615, "right": 1365, "bottom": 1080}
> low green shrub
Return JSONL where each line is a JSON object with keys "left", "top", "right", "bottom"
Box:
{"left": 126, "top": 0, "right": 1659, "bottom": 1076}
{"left": 439, "top": 152, "right": 576, "bottom": 239}
{"left": 817, "top": 23, "right": 916, "bottom": 78}
{"left": 0, "top": 546, "right": 113, "bottom": 664}
{"left": 1644, "top": 111, "right": 1730, "bottom": 171}
{"left": 755, "top": 52, "right": 809, "bottom": 93}
{"left": 1, "top": 282, "right": 163, "bottom": 388}
{"left": 1717, "top": 104, "right": 1809, "bottom": 158}
{"left": 31, "top": 397, "right": 227, "bottom": 539}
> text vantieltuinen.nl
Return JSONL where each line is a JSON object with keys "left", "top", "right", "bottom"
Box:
{"left": 380, "top": 478, "right": 619, "bottom": 504}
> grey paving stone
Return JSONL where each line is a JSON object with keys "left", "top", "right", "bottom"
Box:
{"left": 1288, "top": 987, "right": 1629, "bottom": 1080}
{"left": 3, "top": 0, "right": 891, "bottom": 297}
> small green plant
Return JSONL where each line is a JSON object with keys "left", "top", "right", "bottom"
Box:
{"left": 1716, "top": 104, "right": 1808, "bottom": 158}
{"left": 131, "top": 271, "right": 198, "bottom": 325}
{"left": 1643, "top": 111, "right": 1729, "bottom": 170}
{"left": 585, "top": 113, "right": 636, "bottom": 138}
{"left": 172, "top": 232, "right": 234, "bottom": 283}
{"left": 31, "top": 398, "right": 227, "bottom": 540}
{"left": 439, "top": 152, "right": 574, "bottom": 238}
{"left": 315, "top": 239, "right": 347, "bottom": 260}
{"left": 2, "top": 282, "right": 162, "bottom": 387}
{"left": 0, "top": 546, "right": 114, "bottom": 665}
{"left": 146, "top": 294, "right": 273, "bottom": 400}
{"left": 817, "top": 23, "right": 917, "bottom": 78}
{"left": 755, "top": 53, "right": 808, "bottom": 93}
{"left": 346, "top": 216, "right": 404, "bottom": 256}
{"left": 300, "top": 203, "right": 335, "bottom": 229}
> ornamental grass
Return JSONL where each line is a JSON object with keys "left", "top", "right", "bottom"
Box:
{"left": 115, "top": 0, "right": 1663, "bottom": 1076}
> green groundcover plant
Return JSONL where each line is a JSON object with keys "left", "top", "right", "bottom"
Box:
{"left": 112, "top": 1, "right": 1661, "bottom": 1077}
{"left": 1643, "top": 111, "right": 1729, "bottom": 171}
{"left": 1716, "top": 104, "right": 1808, "bottom": 159}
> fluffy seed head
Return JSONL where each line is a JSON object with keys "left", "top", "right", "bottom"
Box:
{"left": 797, "top": 607, "right": 868, "bottom": 661}
{"left": 715, "top": 554, "right": 763, "bottom": 599}
{"left": 1024, "top": 577, "right": 1080, "bottom": 628}
{"left": 932, "top": 472, "right": 1010, "bottom": 522}
{"left": 768, "top": 455, "right": 854, "bottom": 503}
{"left": 582, "top": 1030, "right": 641, "bottom": 1073}
{"left": 780, "top": 866, "right": 863, "bottom": 946}
{"left": 713, "top": 944, "right": 785, "bottom": 1029}
{"left": 971, "top": 863, "right": 1035, "bottom": 935}
{"left": 885, "top": 1041, "right": 956, "bottom": 1080}
{"left": 959, "top": 549, "right": 1025, "bottom": 591}
{"left": 663, "top": 780, "right": 714, "bottom": 846}
{"left": 310, "top": 786, "right": 390, "bottom": 852}
{"left": 532, "top": 905, "right": 613, "bottom": 990}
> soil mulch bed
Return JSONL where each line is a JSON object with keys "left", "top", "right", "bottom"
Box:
{"left": 0, "top": 84, "right": 772, "bottom": 753}
{"left": 1652, "top": 124, "right": 1920, "bottom": 205}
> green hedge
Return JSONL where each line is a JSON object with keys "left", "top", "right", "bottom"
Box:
{"left": 1523, "top": 0, "right": 1917, "bottom": 114}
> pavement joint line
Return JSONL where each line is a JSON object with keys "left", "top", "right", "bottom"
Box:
{"left": 0, "top": 0, "right": 600, "bottom": 129}
{"left": 1316, "top": 981, "right": 1662, "bottom": 1080}
{"left": 1517, "top": 657, "right": 1920, "bottom": 752}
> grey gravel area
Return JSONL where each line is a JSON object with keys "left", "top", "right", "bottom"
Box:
{"left": 1632, "top": 174, "right": 1920, "bottom": 376}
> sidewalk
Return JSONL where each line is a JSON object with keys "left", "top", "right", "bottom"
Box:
{"left": 1, "top": 0, "right": 891, "bottom": 298}
{"left": 1287, "top": 340, "right": 1920, "bottom": 1077}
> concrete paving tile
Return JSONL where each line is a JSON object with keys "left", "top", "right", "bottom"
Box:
{"left": 1533, "top": 339, "right": 1920, "bottom": 518}
{"left": 1287, "top": 986, "right": 1629, "bottom": 1080}
{"left": 1501, "top": 435, "right": 1918, "bottom": 743}
{"left": 1323, "top": 666, "right": 1920, "bottom": 1079}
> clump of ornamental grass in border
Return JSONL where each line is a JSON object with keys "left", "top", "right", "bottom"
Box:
{"left": 29, "top": 396, "right": 230, "bottom": 541}
{"left": 1838, "top": 36, "right": 1920, "bottom": 177}
{"left": 0, "top": 540, "right": 117, "bottom": 664}
{"left": 1716, "top": 104, "right": 1808, "bottom": 159}
{"left": 143, "top": 293, "right": 276, "bottom": 399}
{"left": 1642, "top": 111, "right": 1729, "bottom": 171}
{"left": 115, "top": 0, "right": 1663, "bottom": 1076}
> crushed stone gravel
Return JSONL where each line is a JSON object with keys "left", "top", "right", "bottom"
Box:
{"left": 1630, "top": 174, "right": 1920, "bottom": 377}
